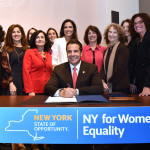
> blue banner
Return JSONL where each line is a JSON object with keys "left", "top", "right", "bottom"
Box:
{"left": 0, "top": 107, "right": 150, "bottom": 144}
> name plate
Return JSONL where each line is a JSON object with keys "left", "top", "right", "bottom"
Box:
{"left": 0, "top": 107, "right": 150, "bottom": 144}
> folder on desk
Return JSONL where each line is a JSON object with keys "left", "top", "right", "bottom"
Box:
{"left": 76, "top": 95, "right": 109, "bottom": 103}
{"left": 45, "top": 95, "right": 109, "bottom": 103}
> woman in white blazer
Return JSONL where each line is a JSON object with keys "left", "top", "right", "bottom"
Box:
{"left": 51, "top": 19, "right": 78, "bottom": 67}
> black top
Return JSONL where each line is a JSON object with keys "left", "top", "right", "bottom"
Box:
{"left": 92, "top": 50, "right": 95, "bottom": 64}
{"left": 128, "top": 31, "right": 150, "bottom": 93}
{"left": 9, "top": 47, "right": 25, "bottom": 95}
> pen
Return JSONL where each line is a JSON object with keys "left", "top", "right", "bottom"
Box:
{"left": 67, "top": 83, "right": 71, "bottom": 88}
{"left": 67, "top": 83, "right": 76, "bottom": 96}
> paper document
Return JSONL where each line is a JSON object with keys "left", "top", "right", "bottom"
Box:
{"left": 45, "top": 96, "right": 77, "bottom": 103}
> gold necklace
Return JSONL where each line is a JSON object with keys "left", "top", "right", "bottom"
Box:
{"left": 39, "top": 51, "right": 46, "bottom": 58}
{"left": 15, "top": 48, "right": 23, "bottom": 62}
{"left": 140, "top": 38, "right": 143, "bottom": 42}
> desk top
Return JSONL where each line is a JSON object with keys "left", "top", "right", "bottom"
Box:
{"left": 0, "top": 94, "right": 150, "bottom": 107}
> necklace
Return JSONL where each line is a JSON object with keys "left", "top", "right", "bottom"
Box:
{"left": 140, "top": 38, "right": 143, "bottom": 43}
{"left": 15, "top": 48, "right": 23, "bottom": 62}
{"left": 39, "top": 51, "right": 46, "bottom": 58}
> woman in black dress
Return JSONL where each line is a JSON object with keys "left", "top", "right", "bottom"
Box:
{"left": 1, "top": 24, "right": 29, "bottom": 149}
{"left": 2, "top": 24, "right": 28, "bottom": 95}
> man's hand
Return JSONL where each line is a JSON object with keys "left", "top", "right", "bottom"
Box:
{"left": 60, "top": 88, "right": 77, "bottom": 98}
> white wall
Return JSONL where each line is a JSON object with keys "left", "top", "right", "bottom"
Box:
{"left": 139, "top": 0, "right": 150, "bottom": 15}
{"left": 0, "top": 0, "right": 139, "bottom": 43}
{"left": 98, "top": 0, "right": 139, "bottom": 35}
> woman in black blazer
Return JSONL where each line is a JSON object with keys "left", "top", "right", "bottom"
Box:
{"left": 129, "top": 13, "right": 150, "bottom": 96}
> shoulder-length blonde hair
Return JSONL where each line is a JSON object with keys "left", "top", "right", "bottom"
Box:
{"left": 104, "top": 23, "right": 126, "bottom": 45}
{"left": 3, "top": 24, "right": 28, "bottom": 54}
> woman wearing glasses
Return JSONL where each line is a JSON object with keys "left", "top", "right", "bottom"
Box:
{"left": 129, "top": 13, "right": 150, "bottom": 96}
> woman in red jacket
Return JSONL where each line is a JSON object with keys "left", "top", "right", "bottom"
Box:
{"left": 23, "top": 30, "right": 52, "bottom": 96}
{"left": 81, "top": 25, "right": 106, "bottom": 74}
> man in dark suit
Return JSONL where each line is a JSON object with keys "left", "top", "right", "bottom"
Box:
{"left": 44, "top": 39, "right": 103, "bottom": 97}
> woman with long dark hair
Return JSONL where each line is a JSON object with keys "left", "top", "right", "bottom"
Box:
{"left": 51, "top": 19, "right": 78, "bottom": 67}
{"left": 129, "top": 13, "right": 150, "bottom": 96}
{"left": 2, "top": 24, "right": 28, "bottom": 95}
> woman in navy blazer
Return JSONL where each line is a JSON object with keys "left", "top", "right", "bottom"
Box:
{"left": 23, "top": 30, "right": 52, "bottom": 95}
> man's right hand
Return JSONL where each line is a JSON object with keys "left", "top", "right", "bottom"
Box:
{"left": 60, "top": 88, "right": 76, "bottom": 98}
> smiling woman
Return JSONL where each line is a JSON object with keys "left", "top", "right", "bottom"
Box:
{"left": 51, "top": 19, "right": 78, "bottom": 67}
{"left": 129, "top": 13, "right": 150, "bottom": 96}
{"left": 27, "top": 28, "right": 37, "bottom": 46}
{"left": 100, "top": 23, "right": 130, "bottom": 93}
{"left": 1, "top": 24, "right": 28, "bottom": 150}
{"left": 23, "top": 30, "right": 52, "bottom": 96}
{"left": 1, "top": 24, "right": 28, "bottom": 95}
{"left": 81, "top": 25, "right": 106, "bottom": 74}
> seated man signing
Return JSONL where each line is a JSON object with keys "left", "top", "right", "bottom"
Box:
{"left": 44, "top": 39, "right": 103, "bottom": 97}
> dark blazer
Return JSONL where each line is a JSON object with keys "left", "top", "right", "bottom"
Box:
{"left": 129, "top": 31, "right": 150, "bottom": 93}
{"left": 100, "top": 43, "right": 130, "bottom": 92}
{"left": 44, "top": 61, "right": 103, "bottom": 96}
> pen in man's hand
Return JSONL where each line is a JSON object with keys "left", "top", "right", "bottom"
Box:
{"left": 67, "top": 83, "right": 76, "bottom": 96}
{"left": 67, "top": 83, "right": 71, "bottom": 88}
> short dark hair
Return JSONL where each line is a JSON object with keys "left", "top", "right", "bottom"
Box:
{"left": 30, "top": 30, "right": 50, "bottom": 52}
{"left": 66, "top": 39, "right": 82, "bottom": 53}
{"left": 84, "top": 25, "right": 102, "bottom": 45}
{"left": 130, "top": 13, "right": 150, "bottom": 39}
{"left": 60, "top": 19, "right": 78, "bottom": 40}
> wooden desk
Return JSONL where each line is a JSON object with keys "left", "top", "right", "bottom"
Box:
{"left": 0, "top": 94, "right": 150, "bottom": 107}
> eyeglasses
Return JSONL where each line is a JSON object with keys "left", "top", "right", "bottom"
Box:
{"left": 134, "top": 20, "right": 144, "bottom": 26}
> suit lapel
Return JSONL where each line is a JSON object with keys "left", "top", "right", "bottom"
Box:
{"left": 65, "top": 62, "right": 74, "bottom": 88}
{"left": 76, "top": 61, "right": 86, "bottom": 87}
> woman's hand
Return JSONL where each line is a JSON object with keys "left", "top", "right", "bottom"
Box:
{"left": 139, "top": 87, "right": 150, "bottom": 96}
{"left": 9, "top": 82, "right": 17, "bottom": 95}
{"left": 103, "top": 82, "right": 110, "bottom": 92}
{"left": 29, "top": 92, "right": 36, "bottom": 96}
{"left": 130, "top": 84, "right": 137, "bottom": 94}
